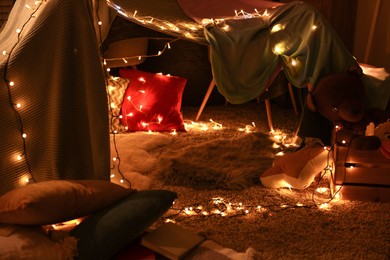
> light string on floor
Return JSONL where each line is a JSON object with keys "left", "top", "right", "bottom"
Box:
{"left": 161, "top": 136, "right": 343, "bottom": 223}
{"left": 1, "top": 0, "right": 48, "bottom": 185}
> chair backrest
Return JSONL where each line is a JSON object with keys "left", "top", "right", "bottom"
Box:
{"left": 104, "top": 38, "right": 148, "bottom": 68}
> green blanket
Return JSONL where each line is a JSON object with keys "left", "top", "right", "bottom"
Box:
{"left": 204, "top": 1, "right": 359, "bottom": 104}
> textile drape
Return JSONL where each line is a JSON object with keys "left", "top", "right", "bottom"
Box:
{"left": 0, "top": 0, "right": 110, "bottom": 195}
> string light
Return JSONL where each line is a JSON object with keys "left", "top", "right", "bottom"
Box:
{"left": 1, "top": 0, "right": 46, "bottom": 188}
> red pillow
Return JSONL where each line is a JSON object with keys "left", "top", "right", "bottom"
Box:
{"left": 119, "top": 69, "right": 187, "bottom": 132}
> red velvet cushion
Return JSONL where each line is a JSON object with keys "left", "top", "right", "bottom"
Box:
{"left": 119, "top": 69, "right": 187, "bottom": 132}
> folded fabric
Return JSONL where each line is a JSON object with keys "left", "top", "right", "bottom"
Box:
{"left": 260, "top": 144, "right": 329, "bottom": 189}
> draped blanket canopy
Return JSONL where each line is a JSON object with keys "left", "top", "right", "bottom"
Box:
{"left": 108, "top": 0, "right": 388, "bottom": 107}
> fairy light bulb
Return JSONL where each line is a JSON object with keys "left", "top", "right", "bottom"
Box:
{"left": 16, "top": 28, "right": 21, "bottom": 34}
{"left": 138, "top": 77, "right": 146, "bottom": 83}
{"left": 98, "top": 21, "right": 102, "bottom": 26}
{"left": 16, "top": 103, "right": 22, "bottom": 108}
{"left": 22, "top": 133, "right": 27, "bottom": 139}
{"left": 9, "top": 81, "right": 14, "bottom": 86}
{"left": 273, "top": 42, "right": 286, "bottom": 55}
{"left": 112, "top": 157, "right": 117, "bottom": 161}
{"left": 2, "top": 50, "right": 6, "bottom": 55}
{"left": 291, "top": 59, "right": 297, "bottom": 66}
{"left": 271, "top": 23, "right": 284, "bottom": 33}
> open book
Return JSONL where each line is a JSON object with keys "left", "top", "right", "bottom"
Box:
{"left": 141, "top": 223, "right": 205, "bottom": 260}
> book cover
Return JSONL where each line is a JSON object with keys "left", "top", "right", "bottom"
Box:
{"left": 141, "top": 223, "right": 205, "bottom": 260}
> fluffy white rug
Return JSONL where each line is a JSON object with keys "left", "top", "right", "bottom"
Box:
{"left": 153, "top": 132, "right": 275, "bottom": 189}
{"left": 109, "top": 132, "right": 172, "bottom": 190}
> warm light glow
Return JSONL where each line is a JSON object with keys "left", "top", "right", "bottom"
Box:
{"left": 271, "top": 23, "right": 285, "bottom": 33}
{"left": 273, "top": 42, "right": 286, "bottom": 54}
{"left": 319, "top": 203, "right": 330, "bottom": 210}
{"left": 316, "top": 187, "right": 329, "bottom": 194}
{"left": 291, "top": 59, "right": 297, "bottom": 66}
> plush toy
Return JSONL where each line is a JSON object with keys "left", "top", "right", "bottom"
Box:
{"left": 375, "top": 122, "right": 390, "bottom": 159}
{"left": 306, "top": 70, "right": 389, "bottom": 150}
{"left": 260, "top": 144, "right": 329, "bottom": 189}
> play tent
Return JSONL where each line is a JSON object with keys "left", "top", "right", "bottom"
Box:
{"left": 1, "top": 0, "right": 389, "bottom": 195}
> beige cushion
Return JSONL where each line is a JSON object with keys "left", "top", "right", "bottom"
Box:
{"left": 0, "top": 179, "right": 135, "bottom": 225}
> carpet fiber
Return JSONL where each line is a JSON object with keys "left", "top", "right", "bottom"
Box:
{"left": 154, "top": 132, "right": 274, "bottom": 190}
{"left": 112, "top": 102, "right": 390, "bottom": 259}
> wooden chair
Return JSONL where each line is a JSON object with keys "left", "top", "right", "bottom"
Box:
{"left": 195, "top": 63, "right": 299, "bottom": 132}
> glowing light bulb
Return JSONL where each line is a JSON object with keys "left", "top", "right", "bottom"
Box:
{"left": 273, "top": 42, "right": 286, "bottom": 54}
{"left": 112, "top": 157, "right": 117, "bottom": 161}
{"left": 271, "top": 23, "right": 284, "bottom": 33}
{"left": 16, "top": 28, "right": 21, "bottom": 34}
{"left": 22, "top": 133, "right": 27, "bottom": 138}
{"left": 98, "top": 21, "right": 102, "bottom": 26}
{"left": 291, "top": 59, "right": 297, "bottom": 66}
{"left": 138, "top": 77, "right": 146, "bottom": 83}
{"left": 110, "top": 174, "right": 115, "bottom": 178}
{"left": 9, "top": 81, "right": 14, "bottom": 86}
{"left": 316, "top": 187, "right": 328, "bottom": 194}
{"left": 276, "top": 151, "right": 284, "bottom": 156}
{"left": 312, "top": 25, "right": 318, "bottom": 30}
{"left": 2, "top": 50, "right": 6, "bottom": 55}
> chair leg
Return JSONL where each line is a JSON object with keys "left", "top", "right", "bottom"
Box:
{"left": 288, "top": 83, "right": 299, "bottom": 116}
{"left": 264, "top": 99, "right": 274, "bottom": 132}
{"left": 196, "top": 78, "right": 216, "bottom": 121}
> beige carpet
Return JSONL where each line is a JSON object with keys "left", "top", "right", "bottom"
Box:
{"left": 113, "top": 102, "right": 390, "bottom": 259}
